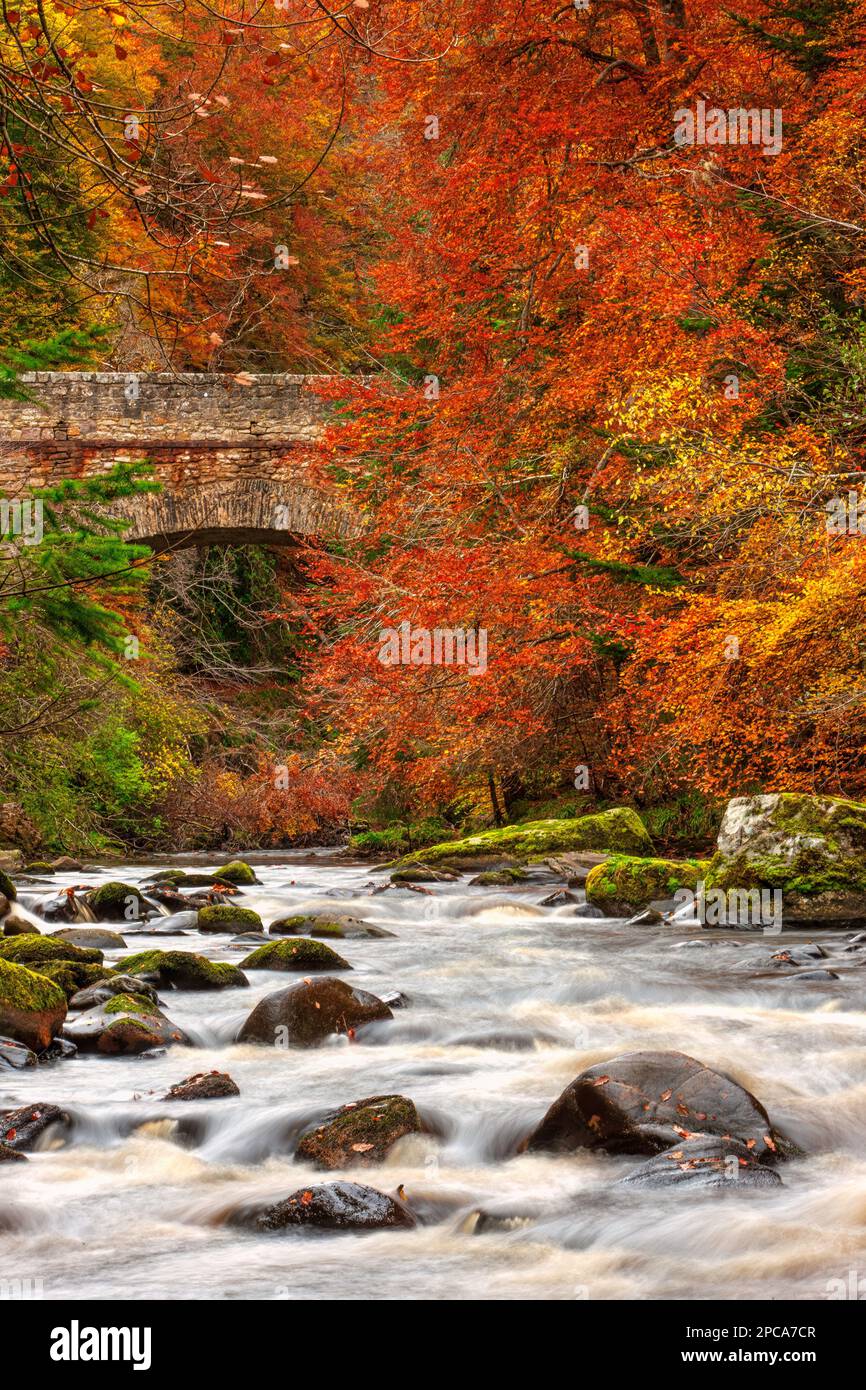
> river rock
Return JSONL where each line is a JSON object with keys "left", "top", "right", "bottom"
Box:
{"left": 148, "top": 911, "right": 199, "bottom": 932}
{"left": 269, "top": 913, "right": 394, "bottom": 940}
{"left": 0, "top": 934, "right": 102, "bottom": 968}
{"left": 389, "top": 809, "right": 653, "bottom": 871}
{"left": 621, "top": 1136, "right": 784, "bottom": 1191}
{"left": 85, "top": 882, "right": 149, "bottom": 923}
{"left": 63, "top": 993, "right": 190, "bottom": 1054}
{"left": 2, "top": 914, "right": 37, "bottom": 936}
{"left": 52, "top": 857, "right": 83, "bottom": 872}
{"left": 51, "top": 927, "right": 127, "bottom": 951}
{"left": 0, "top": 1035, "right": 37, "bottom": 1070}
{"left": 68, "top": 974, "right": 160, "bottom": 1010}
{"left": 0, "top": 1141, "right": 26, "bottom": 1162}
{"left": 585, "top": 854, "right": 708, "bottom": 917}
{"left": 197, "top": 906, "right": 264, "bottom": 934}
{"left": 164, "top": 1071, "right": 240, "bottom": 1101}
{"left": 705, "top": 793, "right": 866, "bottom": 924}
{"left": 390, "top": 867, "right": 459, "bottom": 884}
{"left": 238, "top": 976, "right": 393, "bottom": 1047}
{"left": 115, "top": 949, "right": 248, "bottom": 991}
{"left": 295, "top": 1095, "right": 422, "bottom": 1170}
{"left": 470, "top": 868, "right": 530, "bottom": 886}
{"left": 214, "top": 860, "right": 259, "bottom": 885}
{"left": 0, "top": 958, "right": 67, "bottom": 1051}
{"left": 0, "top": 1102, "right": 69, "bottom": 1151}
{"left": 31, "top": 960, "right": 108, "bottom": 1000}
{"left": 0, "top": 869, "right": 16, "bottom": 901}
{"left": 234, "top": 1181, "right": 416, "bottom": 1232}
{"left": 239, "top": 938, "right": 350, "bottom": 972}
{"left": 525, "top": 1050, "right": 790, "bottom": 1161}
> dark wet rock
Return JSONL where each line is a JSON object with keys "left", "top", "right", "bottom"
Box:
{"left": 547, "top": 851, "right": 610, "bottom": 884}
{"left": 0, "top": 1035, "right": 37, "bottom": 1070}
{"left": 0, "top": 1141, "right": 26, "bottom": 1162}
{"left": 0, "top": 869, "right": 16, "bottom": 901}
{"left": 229, "top": 932, "right": 267, "bottom": 947}
{"left": 539, "top": 889, "right": 578, "bottom": 907}
{"left": 390, "top": 866, "right": 459, "bottom": 884}
{"left": 769, "top": 944, "right": 828, "bottom": 967}
{"left": 793, "top": 969, "right": 840, "bottom": 982}
{"left": 627, "top": 908, "right": 666, "bottom": 926}
{"left": 462, "top": 1206, "right": 539, "bottom": 1235}
{"left": 295, "top": 1095, "right": 421, "bottom": 1170}
{"left": 233, "top": 1181, "right": 416, "bottom": 1232}
{"left": 269, "top": 913, "right": 395, "bottom": 940}
{"left": 164, "top": 1071, "right": 240, "bottom": 1102}
{"left": 69, "top": 975, "right": 159, "bottom": 1010}
{"left": 240, "top": 938, "right": 350, "bottom": 972}
{"left": 152, "top": 911, "right": 203, "bottom": 932}
{"left": 145, "top": 887, "right": 210, "bottom": 913}
{"left": 1, "top": 914, "right": 35, "bottom": 936}
{"left": 621, "top": 1137, "right": 784, "bottom": 1191}
{"left": 379, "top": 989, "right": 410, "bottom": 1010}
{"left": 32, "top": 892, "right": 82, "bottom": 924}
{"left": 115, "top": 949, "right": 248, "bottom": 991}
{"left": 238, "top": 976, "right": 393, "bottom": 1048}
{"left": 38, "top": 1036, "right": 77, "bottom": 1063}
{"left": 525, "top": 1050, "right": 791, "bottom": 1161}
{"left": 63, "top": 993, "right": 190, "bottom": 1055}
{"left": 0, "top": 958, "right": 67, "bottom": 1051}
{"left": 469, "top": 868, "right": 530, "bottom": 886}
{"left": 85, "top": 881, "right": 149, "bottom": 923}
{"left": 51, "top": 927, "right": 127, "bottom": 951}
{"left": 197, "top": 905, "right": 264, "bottom": 934}
{"left": 0, "top": 1102, "right": 69, "bottom": 1151}
{"left": 566, "top": 904, "right": 606, "bottom": 920}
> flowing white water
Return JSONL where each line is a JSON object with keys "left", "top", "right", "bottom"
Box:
{"left": 3, "top": 851, "right": 866, "bottom": 1302}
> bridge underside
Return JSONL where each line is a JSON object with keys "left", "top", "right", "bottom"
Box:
{"left": 118, "top": 479, "right": 358, "bottom": 552}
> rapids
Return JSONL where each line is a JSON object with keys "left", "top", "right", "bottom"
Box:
{"left": 2, "top": 851, "right": 866, "bottom": 1302}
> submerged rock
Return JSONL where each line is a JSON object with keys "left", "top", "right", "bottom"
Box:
{"left": 0, "top": 958, "right": 67, "bottom": 1051}
{"left": 239, "top": 938, "right": 350, "bottom": 972}
{"left": 164, "top": 1071, "right": 240, "bottom": 1102}
{"left": 233, "top": 1181, "right": 415, "bottom": 1232}
{"left": 238, "top": 976, "right": 393, "bottom": 1047}
{"left": 525, "top": 1050, "right": 791, "bottom": 1161}
{"left": 197, "top": 905, "right": 264, "bottom": 934}
{"left": 63, "top": 992, "right": 190, "bottom": 1054}
{"left": 115, "top": 949, "right": 248, "bottom": 991}
{"left": 295, "top": 1095, "right": 422, "bottom": 1169}
{"left": 68, "top": 975, "right": 159, "bottom": 1010}
{"left": 621, "top": 1137, "right": 783, "bottom": 1191}
{"left": 0, "top": 1102, "right": 69, "bottom": 1151}
{"left": 269, "top": 913, "right": 394, "bottom": 940}
{"left": 585, "top": 854, "right": 708, "bottom": 917}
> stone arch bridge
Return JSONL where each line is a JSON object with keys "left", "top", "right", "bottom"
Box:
{"left": 0, "top": 372, "right": 361, "bottom": 551}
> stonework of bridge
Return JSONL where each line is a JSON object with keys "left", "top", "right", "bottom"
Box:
{"left": 0, "top": 371, "right": 360, "bottom": 550}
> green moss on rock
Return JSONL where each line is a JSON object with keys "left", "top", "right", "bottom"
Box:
{"left": 0, "top": 869, "right": 16, "bottom": 901}
{"left": 296, "top": 1094, "right": 421, "bottom": 1169}
{"left": 116, "top": 949, "right": 249, "bottom": 990}
{"left": 86, "top": 882, "right": 148, "bottom": 922}
{"left": 0, "top": 934, "right": 103, "bottom": 966}
{"left": 0, "top": 956, "right": 67, "bottom": 1050}
{"left": 585, "top": 854, "right": 709, "bottom": 916}
{"left": 390, "top": 809, "right": 652, "bottom": 869}
{"left": 706, "top": 793, "right": 866, "bottom": 900}
{"left": 35, "top": 960, "right": 112, "bottom": 999}
{"left": 213, "top": 860, "right": 258, "bottom": 885}
{"left": 240, "top": 938, "right": 350, "bottom": 972}
{"left": 197, "top": 905, "right": 264, "bottom": 934}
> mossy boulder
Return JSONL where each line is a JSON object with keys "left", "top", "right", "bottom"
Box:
{"left": 240, "top": 938, "right": 350, "bottom": 972}
{"left": 0, "top": 934, "right": 103, "bottom": 967}
{"left": 295, "top": 1094, "right": 422, "bottom": 1170}
{"left": 238, "top": 976, "right": 393, "bottom": 1048}
{"left": 0, "top": 957, "right": 67, "bottom": 1051}
{"left": 197, "top": 905, "right": 264, "bottom": 934}
{"left": 85, "top": 881, "right": 148, "bottom": 923}
{"left": 35, "top": 960, "right": 112, "bottom": 1000}
{"left": 63, "top": 992, "right": 190, "bottom": 1054}
{"left": 0, "top": 869, "right": 16, "bottom": 901}
{"left": 469, "top": 868, "right": 530, "bottom": 886}
{"left": 585, "top": 854, "right": 709, "bottom": 917}
{"left": 705, "top": 794, "right": 866, "bottom": 923}
{"left": 116, "top": 949, "right": 248, "bottom": 991}
{"left": 390, "top": 866, "right": 459, "bottom": 884}
{"left": 24, "top": 862, "right": 55, "bottom": 875}
{"left": 213, "top": 860, "right": 258, "bottom": 886}
{"left": 390, "top": 810, "right": 652, "bottom": 870}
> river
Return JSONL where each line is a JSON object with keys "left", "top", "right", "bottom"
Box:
{"left": 3, "top": 851, "right": 866, "bottom": 1301}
